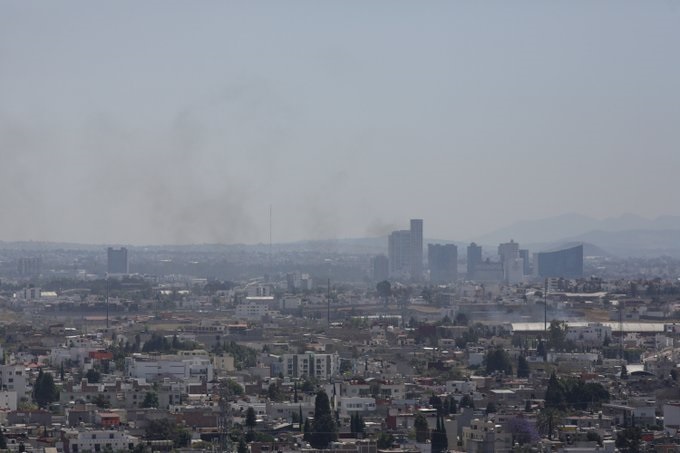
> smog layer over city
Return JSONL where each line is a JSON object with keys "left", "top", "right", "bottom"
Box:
{"left": 1, "top": 3, "right": 680, "bottom": 453}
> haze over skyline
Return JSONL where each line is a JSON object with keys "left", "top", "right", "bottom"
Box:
{"left": 2, "top": 2, "right": 679, "bottom": 245}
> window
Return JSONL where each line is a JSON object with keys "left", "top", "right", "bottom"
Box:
{"left": 109, "top": 434, "right": 115, "bottom": 439}
{"left": 92, "top": 435, "right": 97, "bottom": 439}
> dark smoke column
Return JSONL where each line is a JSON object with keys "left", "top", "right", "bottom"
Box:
{"left": 410, "top": 219, "right": 423, "bottom": 282}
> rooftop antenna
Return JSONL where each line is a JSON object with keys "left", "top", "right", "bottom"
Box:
{"left": 327, "top": 278, "right": 331, "bottom": 327}
{"left": 269, "top": 204, "right": 273, "bottom": 268}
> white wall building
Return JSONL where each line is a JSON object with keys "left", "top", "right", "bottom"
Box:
{"left": 125, "top": 354, "right": 213, "bottom": 383}
{"left": 62, "top": 429, "right": 139, "bottom": 453}
{"left": 0, "top": 391, "right": 18, "bottom": 410}
{"left": 281, "top": 353, "right": 339, "bottom": 380}
{"left": 0, "top": 365, "right": 29, "bottom": 396}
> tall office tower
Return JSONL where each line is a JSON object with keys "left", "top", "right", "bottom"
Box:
{"left": 519, "top": 249, "right": 530, "bottom": 275}
{"left": 466, "top": 242, "right": 482, "bottom": 279}
{"left": 498, "top": 239, "right": 522, "bottom": 283}
{"left": 372, "top": 255, "right": 389, "bottom": 282}
{"left": 17, "top": 257, "right": 42, "bottom": 277}
{"left": 388, "top": 230, "right": 411, "bottom": 279}
{"left": 409, "top": 219, "right": 423, "bottom": 281}
{"left": 428, "top": 243, "right": 458, "bottom": 284}
{"left": 498, "top": 240, "right": 520, "bottom": 263}
{"left": 107, "top": 247, "right": 129, "bottom": 274}
{"left": 536, "top": 245, "right": 583, "bottom": 278}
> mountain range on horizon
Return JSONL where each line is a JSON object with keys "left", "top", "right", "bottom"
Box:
{"left": 3, "top": 212, "right": 680, "bottom": 258}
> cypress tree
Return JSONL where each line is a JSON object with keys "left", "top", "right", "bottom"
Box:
{"left": 310, "top": 390, "right": 337, "bottom": 449}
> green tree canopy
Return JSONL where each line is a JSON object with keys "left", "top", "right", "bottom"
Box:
{"left": 517, "top": 355, "right": 530, "bottom": 378}
{"left": 141, "top": 392, "right": 159, "bottom": 408}
{"left": 33, "top": 369, "right": 59, "bottom": 408}
{"left": 310, "top": 390, "right": 337, "bottom": 449}
{"left": 485, "top": 348, "right": 513, "bottom": 375}
{"left": 414, "top": 413, "right": 429, "bottom": 443}
{"left": 245, "top": 407, "right": 257, "bottom": 431}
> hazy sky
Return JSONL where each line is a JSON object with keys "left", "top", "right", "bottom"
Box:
{"left": 2, "top": 1, "right": 679, "bottom": 245}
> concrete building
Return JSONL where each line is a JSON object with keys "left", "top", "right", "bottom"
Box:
{"left": 124, "top": 354, "right": 213, "bottom": 383}
{"left": 61, "top": 429, "right": 139, "bottom": 453}
{"left": 428, "top": 243, "right": 458, "bottom": 283}
{"left": 467, "top": 243, "right": 482, "bottom": 279}
{"left": 372, "top": 255, "right": 389, "bottom": 282}
{"left": 280, "top": 353, "right": 339, "bottom": 380}
{"left": 519, "top": 249, "right": 530, "bottom": 275}
{"left": 410, "top": 219, "right": 424, "bottom": 281}
{"left": 17, "top": 257, "right": 41, "bottom": 277}
{"left": 536, "top": 245, "right": 584, "bottom": 278}
{"left": 388, "top": 230, "right": 411, "bottom": 279}
{"left": 0, "top": 365, "right": 29, "bottom": 396}
{"left": 107, "top": 247, "right": 128, "bottom": 274}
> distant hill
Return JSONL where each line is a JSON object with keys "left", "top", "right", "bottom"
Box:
{"left": 563, "top": 229, "right": 680, "bottom": 258}
{"left": 474, "top": 213, "right": 680, "bottom": 245}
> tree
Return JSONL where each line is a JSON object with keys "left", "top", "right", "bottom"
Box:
{"left": 429, "top": 395, "right": 443, "bottom": 412}
{"left": 245, "top": 407, "right": 257, "bottom": 432}
{"left": 548, "top": 320, "right": 567, "bottom": 351}
{"left": 446, "top": 396, "right": 458, "bottom": 415}
{"left": 544, "top": 372, "right": 566, "bottom": 411}
{"left": 621, "top": 364, "right": 629, "bottom": 380}
{"left": 33, "top": 369, "right": 59, "bottom": 408}
{"left": 146, "top": 418, "right": 191, "bottom": 448}
{"left": 141, "top": 392, "right": 159, "bottom": 408}
{"left": 350, "top": 413, "right": 365, "bottom": 436}
{"left": 377, "top": 281, "right": 391, "bottom": 302}
{"left": 85, "top": 368, "right": 101, "bottom": 383}
{"left": 536, "top": 408, "right": 563, "bottom": 440}
{"left": 484, "top": 348, "right": 513, "bottom": 375}
{"left": 0, "top": 428, "right": 7, "bottom": 449}
{"left": 267, "top": 382, "right": 283, "bottom": 402}
{"left": 459, "top": 395, "right": 475, "bottom": 409}
{"left": 486, "top": 402, "right": 497, "bottom": 414}
{"left": 507, "top": 417, "right": 540, "bottom": 445}
{"left": 377, "top": 432, "right": 394, "bottom": 449}
{"left": 431, "top": 414, "right": 448, "bottom": 453}
{"left": 237, "top": 438, "right": 248, "bottom": 453}
{"left": 414, "top": 413, "right": 429, "bottom": 443}
{"left": 303, "top": 418, "right": 311, "bottom": 442}
{"left": 454, "top": 312, "right": 468, "bottom": 326}
{"left": 92, "top": 394, "right": 111, "bottom": 409}
{"left": 616, "top": 426, "right": 642, "bottom": 453}
{"left": 310, "top": 390, "right": 337, "bottom": 449}
{"left": 517, "top": 355, "right": 530, "bottom": 378}
{"left": 537, "top": 340, "right": 547, "bottom": 359}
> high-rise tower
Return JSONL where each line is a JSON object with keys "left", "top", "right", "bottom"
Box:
{"left": 467, "top": 242, "right": 482, "bottom": 279}
{"left": 409, "top": 219, "right": 423, "bottom": 281}
{"left": 107, "top": 247, "right": 129, "bottom": 274}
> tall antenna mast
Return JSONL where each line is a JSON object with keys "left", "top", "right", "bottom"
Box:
{"left": 269, "top": 204, "right": 272, "bottom": 268}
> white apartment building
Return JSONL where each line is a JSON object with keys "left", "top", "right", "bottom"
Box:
{"left": 0, "top": 391, "right": 18, "bottom": 410}
{"left": 0, "top": 365, "right": 29, "bottom": 396}
{"left": 62, "top": 429, "right": 139, "bottom": 453}
{"left": 281, "top": 353, "right": 339, "bottom": 380}
{"left": 565, "top": 323, "right": 612, "bottom": 347}
{"left": 125, "top": 354, "right": 213, "bottom": 383}
{"left": 337, "top": 397, "right": 376, "bottom": 418}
